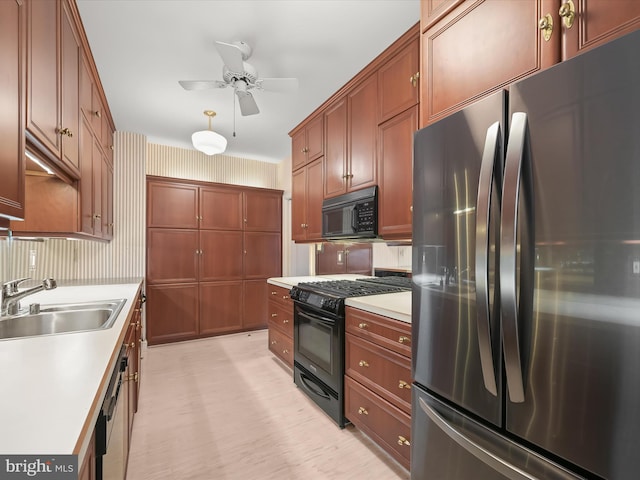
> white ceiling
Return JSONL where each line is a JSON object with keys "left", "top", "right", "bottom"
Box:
{"left": 76, "top": 1, "right": 419, "bottom": 164}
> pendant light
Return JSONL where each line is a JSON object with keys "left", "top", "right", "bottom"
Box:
{"left": 192, "top": 110, "right": 227, "bottom": 155}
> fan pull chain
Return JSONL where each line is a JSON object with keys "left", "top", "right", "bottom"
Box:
{"left": 233, "top": 94, "right": 237, "bottom": 137}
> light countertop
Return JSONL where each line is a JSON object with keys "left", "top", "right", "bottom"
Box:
{"left": 0, "top": 280, "right": 143, "bottom": 460}
{"left": 267, "top": 275, "right": 412, "bottom": 323}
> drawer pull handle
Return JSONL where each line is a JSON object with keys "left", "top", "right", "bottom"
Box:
{"left": 399, "top": 336, "right": 410, "bottom": 344}
{"left": 127, "top": 372, "right": 139, "bottom": 383}
{"left": 282, "top": 349, "right": 289, "bottom": 354}
{"left": 397, "top": 435, "right": 411, "bottom": 446}
{"left": 358, "top": 360, "right": 369, "bottom": 368}
{"left": 271, "top": 340, "right": 277, "bottom": 345}
{"left": 399, "top": 380, "right": 411, "bottom": 390}
{"left": 282, "top": 295, "right": 289, "bottom": 299}
{"left": 271, "top": 313, "right": 278, "bottom": 317}
{"left": 271, "top": 291, "right": 278, "bottom": 295}
{"left": 358, "top": 323, "right": 368, "bottom": 329}
{"left": 358, "top": 407, "right": 369, "bottom": 415}
{"left": 283, "top": 319, "right": 289, "bottom": 324}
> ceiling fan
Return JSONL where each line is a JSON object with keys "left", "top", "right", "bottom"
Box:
{"left": 179, "top": 40, "right": 298, "bottom": 116}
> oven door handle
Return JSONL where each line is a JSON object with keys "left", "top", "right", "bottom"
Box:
{"left": 299, "top": 371, "right": 331, "bottom": 400}
{"left": 297, "top": 308, "right": 337, "bottom": 327}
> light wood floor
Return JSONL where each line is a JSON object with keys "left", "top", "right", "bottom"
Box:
{"left": 127, "top": 329, "right": 410, "bottom": 480}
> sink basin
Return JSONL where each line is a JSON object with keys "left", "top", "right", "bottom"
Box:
{"left": 0, "top": 299, "right": 126, "bottom": 340}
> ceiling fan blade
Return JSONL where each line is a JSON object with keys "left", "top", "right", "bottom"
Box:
{"left": 236, "top": 91, "right": 260, "bottom": 116}
{"left": 255, "top": 78, "right": 299, "bottom": 93}
{"left": 179, "top": 80, "right": 228, "bottom": 90}
{"left": 215, "top": 41, "right": 245, "bottom": 73}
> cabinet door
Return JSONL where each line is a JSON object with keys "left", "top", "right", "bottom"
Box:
{"left": 291, "top": 129, "right": 307, "bottom": 171}
{"left": 78, "top": 115, "right": 94, "bottom": 234}
{"left": 101, "top": 155, "right": 113, "bottom": 239}
{"left": 562, "top": 0, "right": 640, "bottom": 59}
{"left": 324, "top": 98, "right": 348, "bottom": 198}
{"left": 243, "top": 279, "right": 268, "bottom": 330}
{"left": 146, "top": 283, "right": 198, "bottom": 345}
{"left": 200, "top": 186, "right": 243, "bottom": 230}
{"left": 147, "top": 229, "right": 199, "bottom": 283}
{"left": 244, "top": 232, "right": 282, "bottom": 279}
{"left": 291, "top": 167, "right": 307, "bottom": 241}
{"left": 26, "top": 0, "right": 60, "bottom": 158}
{"left": 60, "top": 0, "right": 80, "bottom": 173}
{"left": 378, "top": 106, "right": 417, "bottom": 239}
{"left": 306, "top": 115, "right": 324, "bottom": 161}
{"left": 91, "top": 137, "right": 102, "bottom": 237}
{"left": 421, "top": 0, "right": 560, "bottom": 126}
{"left": 378, "top": 37, "right": 419, "bottom": 123}
{"left": 348, "top": 74, "right": 378, "bottom": 192}
{"left": 199, "top": 281, "right": 243, "bottom": 335}
{"left": 244, "top": 190, "right": 282, "bottom": 232}
{"left": 305, "top": 158, "right": 324, "bottom": 241}
{"left": 147, "top": 180, "right": 198, "bottom": 228}
{"left": 0, "top": 0, "right": 26, "bottom": 220}
{"left": 199, "top": 230, "right": 243, "bottom": 281}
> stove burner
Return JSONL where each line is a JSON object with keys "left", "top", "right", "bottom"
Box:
{"left": 296, "top": 280, "right": 406, "bottom": 297}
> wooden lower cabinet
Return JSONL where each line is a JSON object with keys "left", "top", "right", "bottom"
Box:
{"left": 78, "top": 431, "right": 95, "bottom": 480}
{"left": 199, "top": 281, "right": 243, "bottom": 336}
{"left": 345, "top": 376, "right": 411, "bottom": 469}
{"left": 345, "top": 306, "right": 412, "bottom": 470}
{"left": 146, "top": 284, "right": 198, "bottom": 345}
{"left": 243, "top": 279, "right": 269, "bottom": 330}
{"left": 266, "top": 283, "right": 294, "bottom": 368}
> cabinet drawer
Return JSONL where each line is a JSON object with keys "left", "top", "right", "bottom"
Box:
{"left": 268, "top": 301, "right": 293, "bottom": 337}
{"left": 346, "top": 307, "right": 411, "bottom": 357}
{"left": 345, "top": 375, "right": 411, "bottom": 470}
{"left": 346, "top": 333, "right": 411, "bottom": 414}
{"left": 267, "top": 285, "right": 293, "bottom": 308}
{"left": 268, "top": 327, "right": 293, "bottom": 367}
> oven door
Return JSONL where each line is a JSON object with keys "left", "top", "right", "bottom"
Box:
{"left": 293, "top": 302, "right": 342, "bottom": 391}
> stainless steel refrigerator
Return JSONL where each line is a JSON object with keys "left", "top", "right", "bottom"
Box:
{"left": 411, "top": 30, "right": 640, "bottom": 480}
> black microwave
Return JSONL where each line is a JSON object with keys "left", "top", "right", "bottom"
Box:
{"left": 321, "top": 186, "right": 378, "bottom": 240}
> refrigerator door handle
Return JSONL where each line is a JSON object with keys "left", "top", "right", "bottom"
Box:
{"left": 500, "top": 112, "right": 530, "bottom": 404}
{"left": 474, "top": 121, "right": 500, "bottom": 396}
{"left": 419, "top": 397, "right": 537, "bottom": 480}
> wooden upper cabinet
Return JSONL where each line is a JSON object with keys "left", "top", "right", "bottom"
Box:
{"left": 0, "top": 0, "right": 26, "bottom": 221}
{"left": 147, "top": 180, "right": 199, "bottom": 228}
{"left": 244, "top": 190, "right": 282, "bottom": 232}
{"left": 421, "top": 0, "right": 464, "bottom": 30}
{"left": 348, "top": 74, "right": 378, "bottom": 193}
{"left": 292, "top": 158, "right": 323, "bottom": 242}
{"left": 200, "top": 186, "right": 243, "bottom": 230}
{"left": 561, "top": 0, "right": 640, "bottom": 59}
{"left": 420, "top": 0, "right": 561, "bottom": 127}
{"left": 26, "top": 0, "right": 82, "bottom": 178}
{"left": 378, "top": 38, "right": 419, "bottom": 124}
{"left": 324, "top": 98, "right": 348, "bottom": 198}
{"left": 292, "top": 115, "right": 324, "bottom": 171}
{"left": 378, "top": 105, "right": 417, "bottom": 239}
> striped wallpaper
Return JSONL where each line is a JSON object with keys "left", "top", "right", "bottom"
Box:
{"left": 1, "top": 133, "right": 283, "bottom": 287}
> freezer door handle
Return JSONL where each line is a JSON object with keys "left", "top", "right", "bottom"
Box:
{"left": 474, "top": 121, "right": 501, "bottom": 397}
{"left": 419, "top": 397, "right": 536, "bottom": 480}
{"left": 500, "top": 112, "right": 534, "bottom": 404}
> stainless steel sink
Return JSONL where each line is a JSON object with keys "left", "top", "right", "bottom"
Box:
{"left": 0, "top": 298, "right": 126, "bottom": 340}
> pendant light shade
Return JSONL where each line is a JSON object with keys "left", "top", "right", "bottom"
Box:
{"left": 192, "top": 110, "right": 227, "bottom": 155}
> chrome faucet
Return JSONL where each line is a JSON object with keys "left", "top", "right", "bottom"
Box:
{"left": 1, "top": 278, "right": 57, "bottom": 316}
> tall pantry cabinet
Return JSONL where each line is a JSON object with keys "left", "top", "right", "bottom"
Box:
{"left": 146, "top": 176, "right": 283, "bottom": 345}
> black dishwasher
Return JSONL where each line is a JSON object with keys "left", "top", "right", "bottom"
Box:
{"left": 95, "top": 345, "right": 127, "bottom": 480}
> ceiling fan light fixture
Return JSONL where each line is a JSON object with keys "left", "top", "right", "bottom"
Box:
{"left": 192, "top": 110, "right": 227, "bottom": 155}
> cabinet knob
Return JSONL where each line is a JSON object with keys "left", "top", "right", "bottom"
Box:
{"left": 271, "top": 313, "right": 278, "bottom": 317}
{"left": 358, "top": 323, "right": 368, "bottom": 329}
{"left": 110, "top": 145, "right": 114, "bottom": 151}
{"left": 127, "top": 372, "right": 139, "bottom": 383}
{"left": 57, "top": 127, "right": 73, "bottom": 137}
{"left": 358, "top": 406, "right": 368, "bottom": 415}
{"left": 128, "top": 341, "right": 136, "bottom": 348}
{"left": 358, "top": 360, "right": 369, "bottom": 368}
{"left": 93, "top": 214, "right": 102, "bottom": 220}
{"left": 409, "top": 72, "right": 420, "bottom": 87}
{"left": 398, "top": 380, "right": 411, "bottom": 390}
{"left": 399, "top": 336, "right": 410, "bottom": 344}
{"left": 282, "top": 348, "right": 289, "bottom": 354}
{"left": 283, "top": 319, "right": 289, "bottom": 324}
{"left": 271, "top": 291, "right": 278, "bottom": 295}
{"left": 397, "top": 435, "right": 411, "bottom": 446}
{"left": 559, "top": 0, "right": 576, "bottom": 28}
{"left": 95, "top": 110, "right": 102, "bottom": 118}
{"left": 271, "top": 340, "right": 277, "bottom": 345}
{"left": 538, "top": 13, "right": 554, "bottom": 41}
{"left": 282, "top": 295, "right": 289, "bottom": 300}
